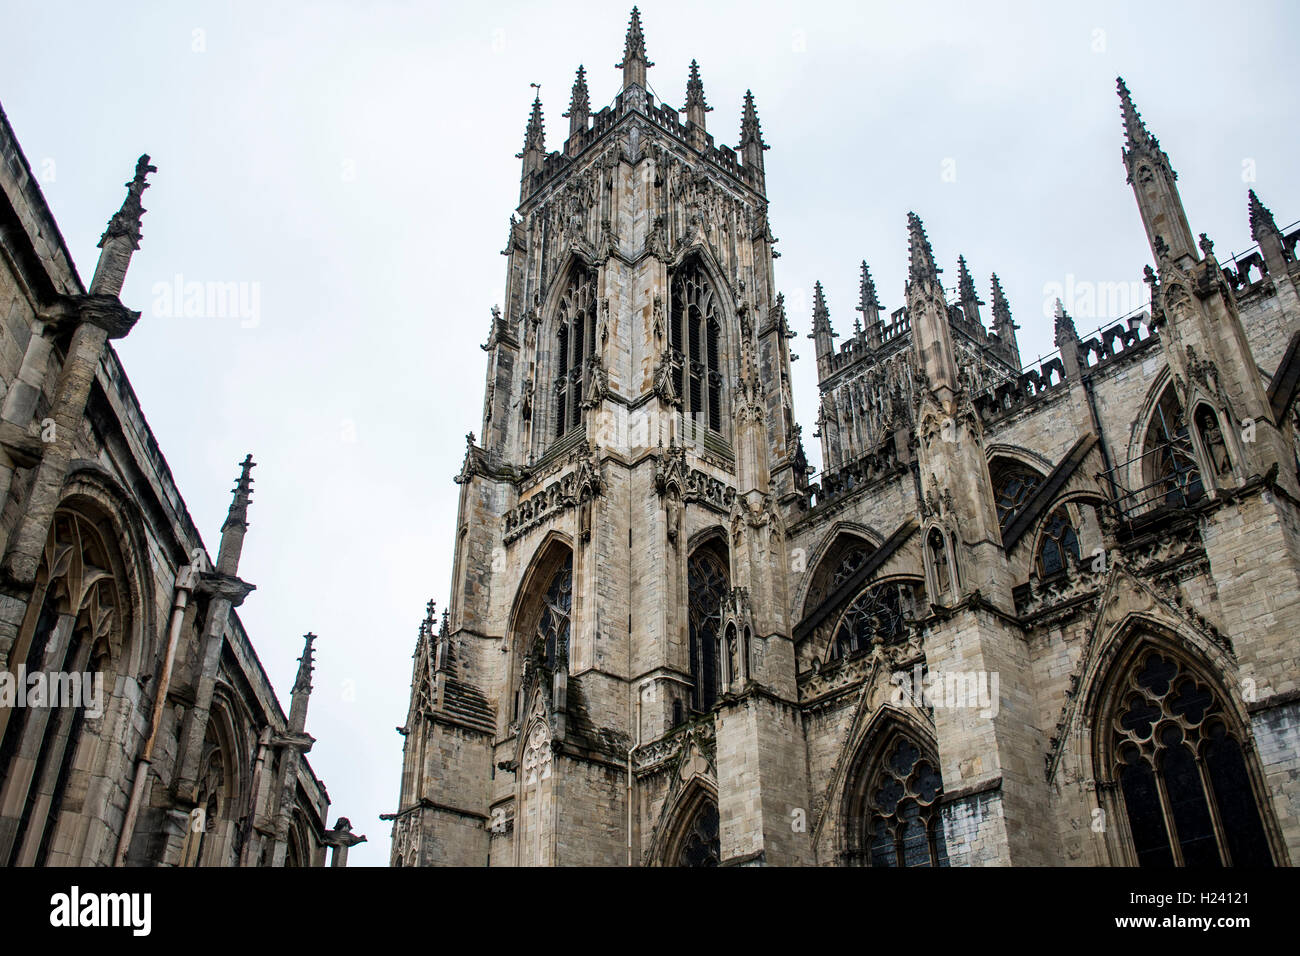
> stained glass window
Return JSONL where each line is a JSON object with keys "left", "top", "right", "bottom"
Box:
{"left": 861, "top": 736, "right": 949, "bottom": 868}
{"left": 687, "top": 548, "right": 728, "bottom": 711}
{"left": 537, "top": 555, "right": 573, "bottom": 669}
{"left": 677, "top": 801, "right": 720, "bottom": 867}
{"left": 1037, "top": 507, "right": 1080, "bottom": 576}
{"left": 1109, "top": 649, "right": 1274, "bottom": 866}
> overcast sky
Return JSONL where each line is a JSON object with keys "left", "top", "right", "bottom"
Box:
{"left": 1, "top": 0, "right": 1296, "bottom": 866}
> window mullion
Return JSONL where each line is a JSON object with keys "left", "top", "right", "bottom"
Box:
{"left": 1195, "top": 750, "right": 1233, "bottom": 866}
{"left": 1152, "top": 755, "right": 1186, "bottom": 867}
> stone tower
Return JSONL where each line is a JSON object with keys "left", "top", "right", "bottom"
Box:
{"left": 389, "top": 8, "right": 808, "bottom": 866}
{"left": 391, "top": 17, "right": 1300, "bottom": 869}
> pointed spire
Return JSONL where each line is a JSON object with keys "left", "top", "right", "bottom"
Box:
{"left": 857, "top": 261, "right": 882, "bottom": 345}
{"left": 1116, "top": 77, "right": 1154, "bottom": 152}
{"left": 617, "top": 7, "right": 652, "bottom": 91}
{"left": 809, "top": 280, "right": 837, "bottom": 367}
{"left": 564, "top": 65, "right": 590, "bottom": 138}
{"left": 858, "top": 261, "right": 881, "bottom": 312}
{"left": 216, "top": 454, "right": 256, "bottom": 577}
{"left": 990, "top": 274, "right": 1015, "bottom": 328}
{"left": 684, "top": 59, "right": 712, "bottom": 145}
{"left": 955, "top": 255, "right": 984, "bottom": 329}
{"left": 739, "top": 90, "right": 767, "bottom": 149}
{"left": 98, "top": 154, "right": 156, "bottom": 252}
{"left": 813, "top": 281, "right": 833, "bottom": 329}
{"left": 521, "top": 91, "right": 545, "bottom": 156}
{"left": 90, "top": 154, "right": 157, "bottom": 297}
{"left": 907, "top": 212, "right": 940, "bottom": 286}
{"left": 293, "top": 633, "right": 317, "bottom": 696}
{"left": 1115, "top": 77, "right": 1196, "bottom": 262}
{"left": 1249, "top": 189, "right": 1280, "bottom": 244}
{"left": 1053, "top": 299, "right": 1078, "bottom": 344}
{"left": 685, "top": 60, "right": 710, "bottom": 112}
{"left": 957, "top": 256, "right": 980, "bottom": 305}
{"left": 222, "top": 454, "right": 256, "bottom": 532}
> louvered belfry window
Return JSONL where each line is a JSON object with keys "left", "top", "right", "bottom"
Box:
{"left": 555, "top": 266, "right": 598, "bottom": 440}
{"left": 669, "top": 264, "right": 724, "bottom": 436}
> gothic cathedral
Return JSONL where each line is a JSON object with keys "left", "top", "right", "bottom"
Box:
{"left": 390, "top": 9, "right": 1300, "bottom": 866}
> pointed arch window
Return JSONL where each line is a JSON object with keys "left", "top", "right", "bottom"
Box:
{"left": 1105, "top": 647, "right": 1274, "bottom": 867}
{"left": 687, "top": 545, "right": 728, "bottom": 712}
{"left": 849, "top": 732, "right": 949, "bottom": 867}
{"left": 804, "top": 536, "right": 871, "bottom": 613}
{"left": 1143, "top": 386, "right": 1203, "bottom": 508}
{"left": 670, "top": 264, "right": 725, "bottom": 436}
{"left": 536, "top": 555, "right": 573, "bottom": 671}
{"left": 1037, "top": 507, "right": 1080, "bottom": 577}
{"left": 830, "top": 581, "right": 916, "bottom": 660}
{"left": 511, "top": 546, "right": 574, "bottom": 721}
{"left": 676, "top": 800, "right": 720, "bottom": 867}
{"left": 990, "top": 462, "right": 1044, "bottom": 537}
{"left": 554, "top": 266, "right": 598, "bottom": 440}
{"left": 0, "top": 508, "right": 127, "bottom": 867}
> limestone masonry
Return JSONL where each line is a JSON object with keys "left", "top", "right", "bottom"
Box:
{"left": 0, "top": 107, "right": 361, "bottom": 866}
{"left": 389, "top": 9, "right": 1300, "bottom": 866}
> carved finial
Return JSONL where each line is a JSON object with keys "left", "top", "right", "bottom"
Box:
{"left": 810, "top": 280, "right": 837, "bottom": 342}
{"left": 518, "top": 89, "right": 545, "bottom": 158}
{"left": 1248, "top": 189, "right": 1280, "bottom": 244}
{"left": 957, "top": 255, "right": 982, "bottom": 306}
{"left": 466, "top": 431, "right": 476, "bottom": 447}
{"left": 857, "top": 261, "right": 881, "bottom": 313}
{"left": 293, "top": 633, "right": 317, "bottom": 695}
{"left": 1198, "top": 233, "right": 1215, "bottom": 258}
{"left": 990, "top": 274, "right": 1017, "bottom": 330}
{"left": 617, "top": 7, "right": 652, "bottom": 89}
{"left": 739, "top": 89, "right": 767, "bottom": 150}
{"left": 564, "top": 65, "right": 589, "bottom": 121}
{"left": 98, "top": 154, "right": 157, "bottom": 251}
{"left": 907, "top": 212, "right": 939, "bottom": 285}
{"left": 222, "top": 454, "right": 256, "bottom": 532}
{"left": 684, "top": 59, "right": 711, "bottom": 114}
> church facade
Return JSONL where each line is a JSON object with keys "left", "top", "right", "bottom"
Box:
{"left": 391, "top": 9, "right": 1300, "bottom": 866}
{"left": 0, "top": 103, "right": 359, "bottom": 866}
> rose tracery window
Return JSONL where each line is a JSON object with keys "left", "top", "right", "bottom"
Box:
{"left": 1107, "top": 648, "right": 1274, "bottom": 867}
{"left": 856, "top": 735, "right": 949, "bottom": 868}
{"left": 687, "top": 546, "right": 728, "bottom": 712}
{"left": 670, "top": 264, "right": 724, "bottom": 436}
{"left": 554, "top": 266, "right": 598, "bottom": 441}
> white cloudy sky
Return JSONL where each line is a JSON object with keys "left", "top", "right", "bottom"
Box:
{"left": 1, "top": 0, "right": 1296, "bottom": 865}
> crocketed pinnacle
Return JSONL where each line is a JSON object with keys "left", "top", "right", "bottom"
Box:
{"left": 564, "top": 65, "right": 589, "bottom": 119}
{"left": 907, "top": 212, "right": 939, "bottom": 285}
{"left": 98, "top": 154, "right": 157, "bottom": 250}
{"left": 684, "top": 59, "right": 710, "bottom": 112}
